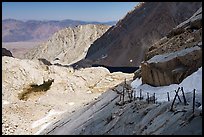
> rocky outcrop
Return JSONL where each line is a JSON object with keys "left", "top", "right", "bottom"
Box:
{"left": 141, "top": 7, "right": 202, "bottom": 86}
{"left": 84, "top": 2, "right": 201, "bottom": 67}
{"left": 2, "top": 56, "right": 133, "bottom": 135}
{"left": 141, "top": 46, "right": 202, "bottom": 86}
{"left": 24, "top": 24, "right": 110, "bottom": 65}
{"left": 2, "top": 48, "right": 13, "bottom": 57}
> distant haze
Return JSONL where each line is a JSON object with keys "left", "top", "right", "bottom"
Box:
{"left": 2, "top": 2, "right": 139, "bottom": 22}
{"left": 2, "top": 19, "right": 116, "bottom": 42}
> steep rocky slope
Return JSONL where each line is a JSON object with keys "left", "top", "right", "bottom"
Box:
{"left": 2, "top": 56, "right": 133, "bottom": 135}
{"left": 84, "top": 2, "right": 201, "bottom": 67}
{"left": 23, "top": 24, "right": 110, "bottom": 65}
{"left": 2, "top": 19, "right": 116, "bottom": 42}
{"left": 141, "top": 7, "right": 202, "bottom": 86}
{"left": 145, "top": 7, "right": 202, "bottom": 60}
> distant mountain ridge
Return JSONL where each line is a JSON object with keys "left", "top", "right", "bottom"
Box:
{"left": 2, "top": 19, "right": 116, "bottom": 42}
{"left": 23, "top": 24, "right": 110, "bottom": 65}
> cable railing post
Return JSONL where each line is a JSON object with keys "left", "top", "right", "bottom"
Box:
{"left": 133, "top": 89, "right": 136, "bottom": 101}
{"left": 167, "top": 92, "right": 170, "bottom": 102}
{"left": 181, "top": 87, "right": 187, "bottom": 105}
{"left": 140, "top": 89, "right": 142, "bottom": 100}
{"left": 122, "top": 84, "right": 125, "bottom": 105}
{"left": 193, "top": 89, "right": 196, "bottom": 115}
{"left": 170, "top": 87, "right": 180, "bottom": 111}
{"left": 147, "top": 92, "right": 149, "bottom": 104}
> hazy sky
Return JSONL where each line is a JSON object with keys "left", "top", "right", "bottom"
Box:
{"left": 2, "top": 2, "right": 139, "bottom": 22}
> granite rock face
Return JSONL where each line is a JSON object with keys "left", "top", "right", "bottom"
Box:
{"left": 24, "top": 24, "right": 110, "bottom": 65}
{"left": 141, "top": 46, "right": 202, "bottom": 86}
{"left": 141, "top": 7, "right": 202, "bottom": 86}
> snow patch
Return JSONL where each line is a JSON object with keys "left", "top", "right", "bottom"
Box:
{"left": 131, "top": 78, "right": 142, "bottom": 89}
{"left": 131, "top": 67, "right": 202, "bottom": 107}
{"left": 147, "top": 46, "right": 201, "bottom": 63}
{"left": 101, "top": 54, "right": 107, "bottom": 59}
